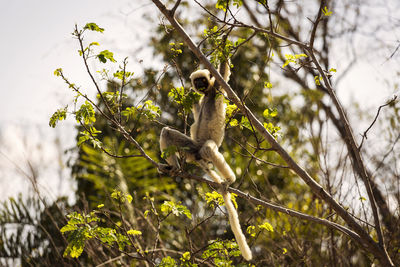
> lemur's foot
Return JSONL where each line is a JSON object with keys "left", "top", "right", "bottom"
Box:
{"left": 221, "top": 181, "right": 231, "bottom": 192}
{"left": 158, "top": 164, "right": 180, "bottom": 176}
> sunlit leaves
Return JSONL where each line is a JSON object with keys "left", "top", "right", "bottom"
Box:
{"left": 127, "top": 229, "right": 142, "bottom": 236}
{"left": 169, "top": 42, "right": 184, "bottom": 57}
{"left": 84, "top": 22, "right": 104, "bottom": 33}
{"left": 49, "top": 106, "right": 68, "bottom": 128}
{"left": 322, "top": 6, "right": 333, "bottom": 16}
{"left": 159, "top": 256, "right": 177, "bottom": 267}
{"left": 181, "top": 251, "right": 191, "bottom": 262}
{"left": 215, "top": 0, "right": 228, "bottom": 11}
{"left": 263, "top": 122, "right": 281, "bottom": 138}
{"left": 264, "top": 81, "right": 273, "bottom": 89}
{"left": 263, "top": 108, "right": 278, "bottom": 119}
{"left": 111, "top": 189, "right": 133, "bottom": 204}
{"left": 121, "top": 100, "right": 160, "bottom": 122}
{"left": 97, "top": 50, "right": 116, "bottom": 63}
{"left": 205, "top": 191, "right": 224, "bottom": 208}
{"left": 168, "top": 87, "right": 201, "bottom": 114}
{"left": 77, "top": 126, "right": 102, "bottom": 148}
{"left": 282, "top": 53, "right": 307, "bottom": 68}
{"left": 76, "top": 101, "right": 96, "bottom": 125}
{"left": 262, "top": 107, "right": 281, "bottom": 137}
{"left": 60, "top": 191, "right": 143, "bottom": 259}
{"left": 201, "top": 239, "right": 241, "bottom": 263}
{"left": 160, "top": 201, "right": 192, "bottom": 220}
{"left": 246, "top": 225, "right": 256, "bottom": 237}
{"left": 53, "top": 68, "right": 63, "bottom": 76}
{"left": 259, "top": 221, "right": 274, "bottom": 232}
{"left": 226, "top": 104, "right": 239, "bottom": 127}
{"left": 204, "top": 191, "right": 238, "bottom": 209}
{"left": 113, "top": 70, "right": 133, "bottom": 80}
{"left": 314, "top": 75, "right": 322, "bottom": 86}
{"left": 203, "top": 26, "right": 234, "bottom": 65}
{"left": 139, "top": 100, "right": 161, "bottom": 120}
{"left": 216, "top": 0, "right": 242, "bottom": 11}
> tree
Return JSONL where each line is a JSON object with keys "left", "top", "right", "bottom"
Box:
{"left": 3, "top": 0, "right": 399, "bottom": 266}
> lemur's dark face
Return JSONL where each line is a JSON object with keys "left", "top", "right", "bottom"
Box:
{"left": 193, "top": 77, "right": 209, "bottom": 92}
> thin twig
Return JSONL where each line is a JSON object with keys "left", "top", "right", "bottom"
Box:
{"left": 359, "top": 95, "right": 398, "bottom": 150}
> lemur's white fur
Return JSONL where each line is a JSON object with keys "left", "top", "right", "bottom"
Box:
{"left": 160, "top": 63, "right": 252, "bottom": 261}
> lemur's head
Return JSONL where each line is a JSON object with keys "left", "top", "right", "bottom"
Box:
{"left": 190, "top": 69, "right": 215, "bottom": 93}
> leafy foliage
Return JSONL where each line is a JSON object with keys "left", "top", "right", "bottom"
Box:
{"left": 49, "top": 106, "right": 68, "bottom": 127}
{"left": 97, "top": 50, "right": 116, "bottom": 63}
{"left": 84, "top": 22, "right": 104, "bottom": 33}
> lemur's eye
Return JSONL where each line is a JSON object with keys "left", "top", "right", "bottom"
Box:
{"left": 194, "top": 77, "right": 209, "bottom": 90}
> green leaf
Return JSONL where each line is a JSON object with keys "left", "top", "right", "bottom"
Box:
{"left": 127, "top": 229, "right": 142, "bottom": 236}
{"left": 322, "top": 6, "right": 333, "bottom": 16}
{"left": 263, "top": 108, "right": 278, "bottom": 119}
{"left": 113, "top": 70, "right": 134, "bottom": 80}
{"left": 121, "top": 107, "right": 136, "bottom": 121}
{"left": 329, "top": 68, "right": 337, "bottom": 73}
{"left": 53, "top": 68, "right": 63, "bottom": 76}
{"left": 69, "top": 245, "right": 84, "bottom": 258}
{"left": 215, "top": 0, "right": 228, "bottom": 11}
{"left": 246, "top": 225, "right": 256, "bottom": 237}
{"left": 84, "top": 23, "right": 104, "bottom": 33}
{"left": 97, "top": 50, "right": 116, "bottom": 63}
{"left": 264, "top": 81, "right": 273, "bottom": 89}
{"left": 60, "top": 224, "right": 78, "bottom": 233}
{"left": 126, "top": 194, "right": 133, "bottom": 203}
{"left": 240, "top": 116, "right": 253, "bottom": 131}
{"left": 76, "top": 101, "right": 96, "bottom": 125}
{"left": 137, "top": 100, "right": 161, "bottom": 120}
{"left": 49, "top": 106, "right": 68, "bottom": 128}
{"left": 110, "top": 190, "right": 133, "bottom": 204}
{"left": 205, "top": 191, "right": 224, "bottom": 208}
{"left": 159, "top": 256, "right": 177, "bottom": 267}
{"left": 161, "top": 201, "right": 192, "bottom": 220}
{"left": 314, "top": 75, "right": 322, "bottom": 86}
{"left": 259, "top": 221, "right": 274, "bottom": 232}
{"left": 181, "top": 251, "right": 191, "bottom": 261}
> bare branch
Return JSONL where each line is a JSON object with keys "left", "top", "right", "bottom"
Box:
{"left": 359, "top": 95, "right": 398, "bottom": 150}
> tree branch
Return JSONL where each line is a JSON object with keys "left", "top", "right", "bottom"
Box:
{"left": 150, "top": 1, "right": 394, "bottom": 265}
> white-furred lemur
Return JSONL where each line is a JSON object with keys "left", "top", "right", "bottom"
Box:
{"left": 159, "top": 61, "right": 252, "bottom": 261}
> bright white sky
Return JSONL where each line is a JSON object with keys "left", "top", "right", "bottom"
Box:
{"left": 0, "top": 0, "right": 398, "bottom": 202}
{"left": 0, "top": 0, "right": 152, "bottom": 201}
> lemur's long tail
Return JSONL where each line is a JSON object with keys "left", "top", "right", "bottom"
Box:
{"left": 198, "top": 161, "right": 252, "bottom": 261}
{"left": 222, "top": 192, "right": 253, "bottom": 261}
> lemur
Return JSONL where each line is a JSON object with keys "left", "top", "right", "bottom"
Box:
{"left": 159, "top": 62, "right": 252, "bottom": 261}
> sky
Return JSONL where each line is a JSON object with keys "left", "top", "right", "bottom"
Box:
{"left": 0, "top": 0, "right": 152, "bottom": 201}
{"left": 0, "top": 0, "right": 398, "bottom": 202}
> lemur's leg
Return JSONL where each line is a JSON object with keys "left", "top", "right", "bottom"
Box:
{"left": 160, "top": 127, "right": 199, "bottom": 168}
{"left": 198, "top": 159, "right": 224, "bottom": 184}
{"left": 199, "top": 140, "right": 236, "bottom": 184}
